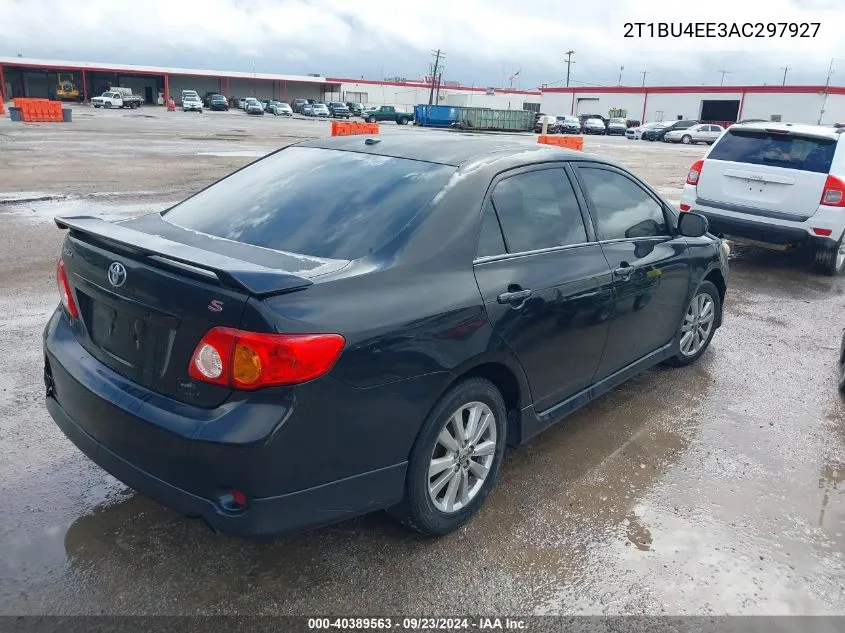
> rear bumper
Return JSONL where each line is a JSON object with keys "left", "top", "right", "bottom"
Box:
{"left": 46, "top": 395, "right": 405, "bottom": 536}
{"left": 42, "top": 309, "right": 425, "bottom": 536}
{"left": 682, "top": 186, "right": 844, "bottom": 250}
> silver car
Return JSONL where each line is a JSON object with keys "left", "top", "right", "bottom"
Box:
{"left": 664, "top": 123, "right": 725, "bottom": 144}
{"left": 244, "top": 98, "right": 264, "bottom": 115}
{"left": 311, "top": 103, "right": 330, "bottom": 118}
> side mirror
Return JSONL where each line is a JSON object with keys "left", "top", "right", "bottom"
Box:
{"left": 678, "top": 211, "right": 709, "bottom": 237}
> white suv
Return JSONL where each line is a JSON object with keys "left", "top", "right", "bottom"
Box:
{"left": 680, "top": 122, "right": 845, "bottom": 275}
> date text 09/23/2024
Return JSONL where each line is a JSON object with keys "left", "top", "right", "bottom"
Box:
{"left": 623, "top": 22, "right": 820, "bottom": 38}
{"left": 307, "top": 618, "right": 527, "bottom": 630}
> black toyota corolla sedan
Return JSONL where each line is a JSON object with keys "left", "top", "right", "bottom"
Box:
{"left": 44, "top": 135, "right": 728, "bottom": 537}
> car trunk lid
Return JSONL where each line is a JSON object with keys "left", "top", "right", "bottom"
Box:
{"left": 697, "top": 127, "right": 837, "bottom": 217}
{"left": 56, "top": 214, "right": 347, "bottom": 408}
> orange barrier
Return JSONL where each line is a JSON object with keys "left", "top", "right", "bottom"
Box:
{"left": 12, "top": 98, "right": 65, "bottom": 122}
{"left": 537, "top": 134, "right": 584, "bottom": 151}
{"left": 332, "top": 120, "right": 380, "bottom": 137}
{"left": 0, "top": 101, "right": 4, "bottom": 115}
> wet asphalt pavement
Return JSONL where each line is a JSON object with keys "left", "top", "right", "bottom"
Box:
{"left": 0, "top": 107, "right": 843, "bottom": 615}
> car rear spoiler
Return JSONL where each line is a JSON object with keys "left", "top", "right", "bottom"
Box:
{"left": 55, "top": 216, "right": 313, "bottom": 296}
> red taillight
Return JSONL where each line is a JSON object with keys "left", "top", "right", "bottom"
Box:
{"left": 679, "top": 203, "right": 691, "bottom": 212}
{"left": 188, "top": 327, "right": 345, "bottom": 390}
{"left": 820, "top": 174, "right": 845, "bottom": 207}
{"left": 812, "top": 228, "right": 833, "bottom": 236}
{"left": 56, "top": 258, "right": 79, "bottom": 319}
{"left": 686, "top": 159, "right": 704, "bottom": 186}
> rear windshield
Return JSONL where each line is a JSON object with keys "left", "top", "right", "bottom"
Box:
{"left": 162, "top": 147, "right": 455, "bottom": 260}
{"left": 708, "top": 129, "right": 836, "bottom": 173}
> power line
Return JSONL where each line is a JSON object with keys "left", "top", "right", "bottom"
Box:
{"left": 780, "top": 65, "right": 790, "bottom": 85}
{"left": 428, "top": 49, "right": 445, "bottom": 105}
{"left": 564, "top": 50, "right": 575, "bottom": 87}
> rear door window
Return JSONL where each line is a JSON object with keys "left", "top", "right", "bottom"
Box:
{"left": 491, "top": 169, "right": 588, "bottom": 253}
{"left": 708, "top": 129, "right": 836, "bottom": 173}
{"left": 162, "top": 147, "right": 455, "bottom": 260}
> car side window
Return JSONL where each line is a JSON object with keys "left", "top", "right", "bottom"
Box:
{"left": 491, "top": 169, "right": 588, "bottom": 253}
{"left": 577, "top": 167, "right": 669, "bottom": 241}
{"left": 476, "top": 205, "right": 507, "bottom": 258}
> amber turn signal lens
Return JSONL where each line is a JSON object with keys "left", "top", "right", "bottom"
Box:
{"left": 233, "top": 343, "right": 262, "bottom": 385}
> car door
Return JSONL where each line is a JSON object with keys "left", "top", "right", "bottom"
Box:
{"left": 473, "top": 166, "right": 615, "bottom": 413}
{"left": 573, "top": 164, "right": 692, "bottom": 380}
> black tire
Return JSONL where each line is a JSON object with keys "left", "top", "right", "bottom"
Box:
{"left": 387, "top": 378, "right": 507, "bottom": 536}
{"left": 398, "top": 117, "right": 408, "bottom": 125}
{"left": 664, "top": 280, "right": 721, "bottom": 367}
{"left": 839, "top": 333, "right": 845, "bottom": 392}
{"left": 104, "top": 103, "right": 111, "bottom": 109}
{"left": 681, "top": 134, "right": 692, "bottom": 144}
{"left": 813, "top": 234, "right": 845, "bottom": 276}
{"left": 367, "top": 116, "right": 376, "bottom": 123}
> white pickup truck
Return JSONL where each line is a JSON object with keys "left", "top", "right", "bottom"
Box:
{"left": 91, "top": 87, "right": 143, "bottom": 109}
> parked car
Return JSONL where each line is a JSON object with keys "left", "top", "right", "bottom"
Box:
{"left": 347, "top": 102, "right": 365, "bottom": 117}
{"left": 91, "top": 90, "right": 142, "bottom": 110}
{"left": 363, "top": 105, "right": 412, "bottom": 125}
{"left": 607, "top": 118, "right": 628, "bottom": 136}
{"left": 655, "top": 120, "right": 698, "bottom": 142}
{"left": 208, "top": 94, "right": 229, "bottom": 111}
{"left": 640, "top": 122, "right": 673, "bottom": 141}
{"left": 627, "top": 122, "right": 664, "bottom": 140}
{"left": 579, "top": 113, "right": 608, "bottom": 128}
{"left": 301, "top": 103, "right": 314, "bottom": 116}
{"left": 558, "top": 116, "right": 582, "bottom": 134}
{"left": 664, "top": 124, "right": 725, "bottom": 145}
{"left": 291, "top": 98, "right": 309, "bottom": 113}
{"left": 271, "top": 102, "right": 293, "bottom": 116}
{"left": 311, "top": 103, "right": 330, "bottom": 117}
{"left": 626, "top": 120, "right": 641, "bottom": 128}
{"left": 182, "top": 93, "right": 204, "bottom": 113}
{"left": 244, "top": 98, "right": 264, "bottom": 115}
{"left": 203, "top": 92, "right": 220, "bottom": 107}
{"left": 45, "top": 135, "right": 728, "bottom": 538}
{"left": 328, "top": 102, "right": 351, "bottom": 118}
{"left": 534, "top": 115, "right": 559, "bottom": 133}
{"left": 583, "top": 118, "right": 607, "bottom": 135}
{"left": 839, "top": 330, "right": 845, "bottom": 392}
{"left": 680, "top": 122, "right": 845, "bottom": 275}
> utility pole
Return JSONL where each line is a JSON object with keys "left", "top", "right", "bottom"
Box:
{"left": 618, "top": 65, "right": 624, "bottom": 85}
{"left": 818, "top": 58, "right": 834, "bottom": 125}
{"left": 780, "top": 66, "right": 790, "bottom": 85}
{"left": 564, "top": 50, "right": 575, "bottom": 87}
{"left": 429, "top": 49, "right": 444, "bottom": 105}
{"left": 435, "top": 72, "right": 443, "bottom": 103}
{"left": 717, "top": 70, "right": 730, "bottom": 85}
{"left": 640, "top": 70, "right": 648, "bottom": 87}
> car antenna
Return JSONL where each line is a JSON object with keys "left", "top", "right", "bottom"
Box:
{"left": 365, "top": 138, "right": 381, "bottom": 145}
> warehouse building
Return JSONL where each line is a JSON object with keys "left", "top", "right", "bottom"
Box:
{"left": 0, "top": 56, "right": 541, "bottom": 111}
{"left": 327, "top": 78, "right": 540, "bottom": 112}
{"left": 0, "top": 56, "right": 339, "bottom": 105}
{"left": 540, "top": 85, "right": 845, "bottom": 126}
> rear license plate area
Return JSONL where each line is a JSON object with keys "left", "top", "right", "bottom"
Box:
{"left": 83, "top": 296, "right": 168, "bottom": 371}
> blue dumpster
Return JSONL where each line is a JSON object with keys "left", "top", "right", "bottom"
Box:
{"left": 9, "top": 107, "right": 21, "bottom": 122}
{"left": 413, "top": 104, "right": 464, "bottom": 128}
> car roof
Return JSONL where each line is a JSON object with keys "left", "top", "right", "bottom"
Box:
{"left": 298, "top": 134, "right": 596, "bottom": 168}
{"left": 725, "top": 121, "right": 842, "bottom": 140}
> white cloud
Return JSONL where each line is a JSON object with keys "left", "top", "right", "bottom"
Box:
{"left": 1, "top": 0, "right": 843, "bottom": 86}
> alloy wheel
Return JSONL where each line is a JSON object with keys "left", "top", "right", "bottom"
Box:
{"left": 680, "top": 292, "right": 715, "bottom": 357}
{"left": 428, "top": 402, "right": 497, "bottom": 513}
{"left": 836, "top": 239, "right": 845, "bottom": 271}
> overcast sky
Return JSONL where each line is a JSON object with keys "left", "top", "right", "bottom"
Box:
{"left": 2, "top": 0, "right": 845, "bottom": 88}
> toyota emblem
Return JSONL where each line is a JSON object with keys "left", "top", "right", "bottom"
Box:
{"left": 107, "top": 262, "right": 127, "bottom": 288}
